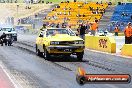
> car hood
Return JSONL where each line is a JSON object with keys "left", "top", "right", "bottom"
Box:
{"left": 48, "top": 34, "right": 83, "bottom": 41}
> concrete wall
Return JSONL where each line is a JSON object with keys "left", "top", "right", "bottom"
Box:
{"left": 85, "top": 35, "right": 116, "bottom": 53}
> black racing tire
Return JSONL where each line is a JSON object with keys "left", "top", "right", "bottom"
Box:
{"left": 3, "top": 39, "right": 7, "bottom": 46}
{"left": 43, "top": 45, "right": 50, "bottom": 60}
{"left": 77, "top": 51, "right": 84, "bottom": 61}
{"left": 36, "top": 45, "right": 43, "bottom": 57}
{"left": 14, "top": 37, "right": 17, "bottom": 41}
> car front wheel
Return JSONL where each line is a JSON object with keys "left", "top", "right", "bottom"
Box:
{"left": 43, "top": 47, "right": 50, "bottom": 60}
{"left": 36, "top": 45, "right": 43, "bottom": 57}
{"left": 77, "top": 51, "right": 84, "bottom": 61}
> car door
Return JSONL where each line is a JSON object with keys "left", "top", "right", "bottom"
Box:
{"left": 37, "top": 31, "right": 44, "bottom": 52}
{"left": 39, "top": 30, "right": 48, "bottom": 52}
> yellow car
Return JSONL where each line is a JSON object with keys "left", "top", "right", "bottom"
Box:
{"left": 36, "top": 28, "right": 85, "bottom": 61}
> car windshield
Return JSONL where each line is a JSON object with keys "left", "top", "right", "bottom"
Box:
{"left": 1, "top": 28, "right": 15, "bottom": 31}
{"left": 46, "top": 29, "right": 76, "bottom": 36}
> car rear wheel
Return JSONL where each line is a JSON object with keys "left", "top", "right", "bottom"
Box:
{"left": 77, "top": 51, "right": 84, "bottom": 61}
{"left": 43, "top": 47, "right": 50, "bottom": 60}
{"left": 36, "top": 45, "right": 43, "bottom": 57}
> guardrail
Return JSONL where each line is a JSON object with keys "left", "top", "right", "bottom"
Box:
{"left": 85, "top": 35, "right": 116, "bottom": 53}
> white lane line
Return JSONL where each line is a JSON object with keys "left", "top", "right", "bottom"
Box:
{"left": 85, "top": 48, "right": 132, "bottom": 59}
{"left": 0, "top": 61, "right": 23, "bottom": 88}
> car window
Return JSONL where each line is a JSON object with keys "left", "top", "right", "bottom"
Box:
{"left": 46, "top": 29, "right": 75, "bottom": 36}
{"left": 67, "top": 29, "right": 76, "bottom": 36}
{"left": 46, "top": 30, "right": 54, "bottom": 36}
{"left": 12, "top": 28, "right": 15, "bottom": 31}
{"left": 1, "top": 28, "right": 12, "bottom": 31}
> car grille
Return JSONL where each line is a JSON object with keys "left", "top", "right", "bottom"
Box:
{"left": 59, "top": 41, "right": 74, "bottom": 45}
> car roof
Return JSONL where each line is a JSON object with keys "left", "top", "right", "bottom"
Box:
{"left": 41, "top": 28, "right": 69, "bottom": 32}
{"left": 47, "top": 28, "right": 67, "bottom": 30}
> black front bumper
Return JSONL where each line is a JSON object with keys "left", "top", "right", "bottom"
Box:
{"left": 48, "top": 46, "right": 85, "bottom": 49}
{"left": 47, "top": 45, "right": 85, "bottom": 54}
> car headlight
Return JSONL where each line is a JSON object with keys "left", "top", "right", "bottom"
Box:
{"left": 74, "top": 41, "right": 84, "bottom": 44}
{"left": 74, "top": 41, "right": 79, "bottom": 44}
{"left": 78, "top": 41, "right": 84, "bottom": 44}
{"left": 50, "top": 41, "right": 59, "bottom": 45}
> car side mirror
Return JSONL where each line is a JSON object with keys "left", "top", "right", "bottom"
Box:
{"left": 39, "top": 34, "right": 43, "bottom": 37}
{"left": 76, "top": 33, "right": 78, "bottom": 36}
